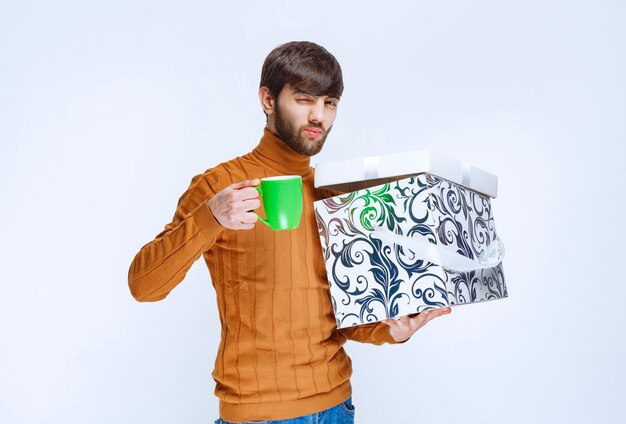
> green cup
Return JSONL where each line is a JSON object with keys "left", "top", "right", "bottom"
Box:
{"left": 255, "top": 175, "right": 303, "bottom": 230}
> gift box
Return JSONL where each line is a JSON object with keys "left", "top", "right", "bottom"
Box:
{"left": 313, "top": 150, "right": 507, "bottom": 329}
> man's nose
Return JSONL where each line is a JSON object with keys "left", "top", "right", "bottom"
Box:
{"left": 309, "top": 101, "right": 325, "bottom": 124}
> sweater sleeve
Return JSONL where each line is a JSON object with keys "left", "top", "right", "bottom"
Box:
{"left": 339, "top": 322, "right": 409, "bottom": 345}
{"left": 128, "top": 170, "right": 226, "bottom": 302}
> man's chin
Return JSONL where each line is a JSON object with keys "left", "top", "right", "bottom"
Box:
{"left": 300, "top": 132, "right": 327, "bottom": 155}
{"left": 299, "top": 138, "right": 325, "bottom": 156}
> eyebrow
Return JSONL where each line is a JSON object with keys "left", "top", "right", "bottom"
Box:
{"left": 293, "top": 89, "right": 339, "bottom": 100}
{"left": 293, "top": 89, "right": 316, "bottom": 96}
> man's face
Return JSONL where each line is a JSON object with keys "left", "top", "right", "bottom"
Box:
{"left": 270, "top": 84, "right": 339, "bottom": 156}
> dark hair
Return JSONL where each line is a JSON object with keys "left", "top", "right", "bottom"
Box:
{"left": 260, "top": 41, "right": 343, "bottom": 100}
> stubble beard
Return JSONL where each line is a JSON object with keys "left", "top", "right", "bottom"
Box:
{"left": 273, "top": 102, "right": 332, "bottom": 157}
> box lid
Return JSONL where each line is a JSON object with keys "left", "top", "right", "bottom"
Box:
{"left": 314, "top": 149, "right": 498, "bottom": 197}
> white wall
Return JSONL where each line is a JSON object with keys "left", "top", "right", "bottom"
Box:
{"left": 1, "top": 1, "right": 624, "bottom": 423}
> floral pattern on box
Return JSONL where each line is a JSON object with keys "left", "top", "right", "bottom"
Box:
{"left": 314, "top": 173, "right": 507, "bottom": 328}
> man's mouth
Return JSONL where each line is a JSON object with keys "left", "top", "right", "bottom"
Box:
{"left": 304, "top": 127, "right": 323, "bottom": 138}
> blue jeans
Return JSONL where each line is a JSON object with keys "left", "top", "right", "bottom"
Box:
{"left": 215, "top": 396, "right": 355, "bottom": 424}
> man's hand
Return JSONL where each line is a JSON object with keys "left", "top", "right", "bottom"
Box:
{"left": 207, "top": 179, "right": 261, "bottom": 230}
{"left": 382, "top": 307, "right": 452, "bottom": 342}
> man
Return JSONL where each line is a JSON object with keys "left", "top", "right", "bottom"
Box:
{"left": 128, "top": 41, "right": 451, "bottom": 424}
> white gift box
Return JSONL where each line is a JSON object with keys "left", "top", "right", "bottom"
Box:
{"left": 315, "top": 149, "right": 498, "bottom": 198}
{"left": 313, "top": 151, "right": 507, "bottom": 329}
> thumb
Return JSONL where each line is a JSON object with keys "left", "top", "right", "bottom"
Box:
{"left": 230, "top": 178, "right": 260, "bottom": 190}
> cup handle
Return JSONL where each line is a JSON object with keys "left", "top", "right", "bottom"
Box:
{"left": 254, "top": 186, "right": 271, "bottom": 228}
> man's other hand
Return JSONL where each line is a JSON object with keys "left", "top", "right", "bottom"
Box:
{"left": 382, "top": 307, "right": 452, "bottom": 342}
{"left": 207, "top": 179, "right": 261, "bottom": 230}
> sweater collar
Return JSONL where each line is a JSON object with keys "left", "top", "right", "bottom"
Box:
{"left": 252, "top": 127, "right": 312, "bottom": 175}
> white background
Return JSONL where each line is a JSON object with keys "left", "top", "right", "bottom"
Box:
{"left": 1, "top": 1, "right": 625, "bottom": 423}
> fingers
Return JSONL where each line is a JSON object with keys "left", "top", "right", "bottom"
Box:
{"left": 428, "top": 307, "right": 451, "bottom": 323}
{"left": 383, "top": 308, "right": 452, "bottom": 323}
{"left": 383, "top": 315, "right": 417, "bottom": 342}
{"left": 240, "top": 198, "right": 261, "bottom": 212}
{"left": 225, "top": 212, "right": 258, "bottom": 230}
{"left": 398, "top": 316, "right": 410, "bottom": 327}
{"left": 410, "top": 310, "right": 430, "bottom": 329}
{"left": 229, "top": 179, "right": 260, "bottom": 190}
{"left": 427, "top": 306, "right": 451, "bottom": 320}
{"left": 240, "top": 211, "right": 258, "bottom": 224}
{"left": 233, "top": 186, "right": 261, "bottom": 201}
{"left": 413, "top": 307, "right": 452, "bottom": 326}
{"left": 382, "top": 316, "right": 412, "bottom": 332}
{"left": 207, "top": 179, "right": 263, "bottom": 230}
{"left": 383, "top": 308, "right": 451, "bottom": 342}
{"left": 384, "top": 307, "right": 452, "bottom": 329}
{"left": 221, "top": 186, "right": 260, "bottom": 211}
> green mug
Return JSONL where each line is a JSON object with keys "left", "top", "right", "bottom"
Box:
{"left": 254, "top": 175, "right": 303, "bottom": 230}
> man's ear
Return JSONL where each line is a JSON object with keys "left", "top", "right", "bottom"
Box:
{"left": 259, "top": 86, "right": 275, "bottom": 116}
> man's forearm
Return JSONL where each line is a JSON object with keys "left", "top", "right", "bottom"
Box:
{"left": 128, "top": 201, "right": 222, "bottom": 301}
